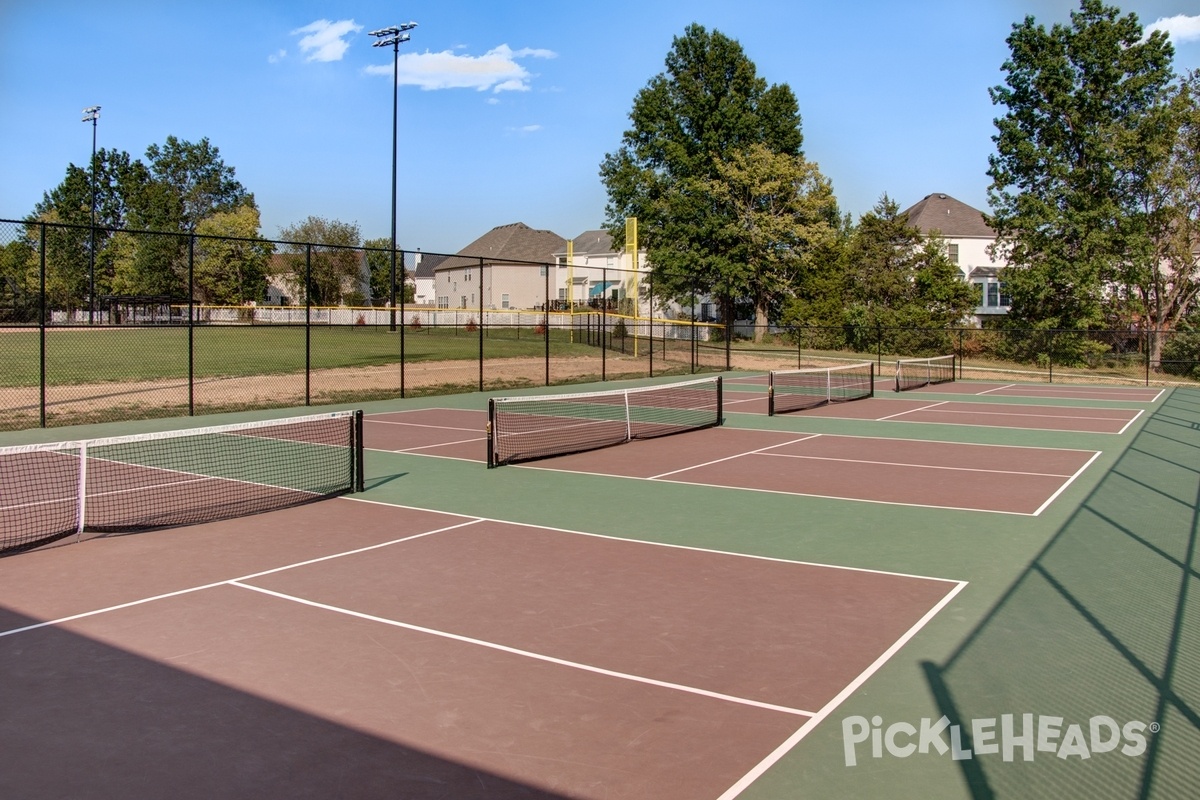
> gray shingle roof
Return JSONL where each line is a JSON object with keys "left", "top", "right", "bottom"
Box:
{"left": 563, "top": 230, "right": 616, "bottom": 256}
{"left": 902, "top": 194, "right": 995, "bottom": 238}
{"left": 435, "top": 222, "right": 567, "bottom": 271}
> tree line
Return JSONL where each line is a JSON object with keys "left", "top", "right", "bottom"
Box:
{"left": 0, "top": 135, "right": 409, "bottom": 315}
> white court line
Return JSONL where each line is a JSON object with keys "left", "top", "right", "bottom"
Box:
{"left": 877, "top": 401, "right": 949, "bottom": 421}
{"left": 0, "top": 518, "right": 485, "bottom": 640}
{"left": 755, "top": 451, "right": 1083, "bottom": 479}
{"left": 231, "top": 581, "right": 814, "bottom": 718}
{"left": 975, "top": 383, "right": 1016, "bottom": 396}
{"left": 1031, "top": 450, "right": 1104, "bottom": 516}
{"left": 1115, "top": 408, "right": 1146, "bottom": 436}
{"left": 717, "top": 579, "right": 969, "bottom": 800}
{"left": 921, "top": 406, "right": 1139, "bottom": 423}
{"left": 392, "top": 435, "right": 487, "bottom": 453}
{"left": 368, "top": 419, "right": 482, "bottom": 433}
{"left": 649, "top": 435, "right": 821, "bottom": 480}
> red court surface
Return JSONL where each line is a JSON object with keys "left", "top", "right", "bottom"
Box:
{"left": 367, "top": 410, "right": 1100, "bottom": 515}
{"left": 722, "top": 391, "right": 1144, "bottom": 432}
{"left": 907, "top": 380, "right": 1164, "bottom": 402}
{"left": 0, "top": 498, "right": 965, "bottom": 800}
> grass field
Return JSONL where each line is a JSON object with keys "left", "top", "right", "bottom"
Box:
{"left": 0, "top": 325, "right": 601, "bottom": 387}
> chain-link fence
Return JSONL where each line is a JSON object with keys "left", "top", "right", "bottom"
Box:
{"left": 2, "top": 217, "right": 1199, "bottom": 430}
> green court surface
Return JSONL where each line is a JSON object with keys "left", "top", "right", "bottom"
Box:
{"left": 1, "top": 373, "right": 1196, "bottom": 799}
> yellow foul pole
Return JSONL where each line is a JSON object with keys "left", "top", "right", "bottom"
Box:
{"left": 626, "top": 217, "right": 638, "bottom": 357}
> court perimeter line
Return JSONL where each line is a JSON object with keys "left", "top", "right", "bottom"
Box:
{"left": 1031, "top": 449, "right": 1104, "bottom": 517}
{"left": 231, "top": 581, "right": 815, "bottom": 718}
{"left": 1115, "top": 408, "right": 1147, "bottom": 435}
{"left": 648, "top": 435, "right": 822, "bottom": 480}
{"left": 756, "top": 451, "right": 1083, "bottom": 479}
{"left": 716, "top": 579, "right": 970, "bottom": 800}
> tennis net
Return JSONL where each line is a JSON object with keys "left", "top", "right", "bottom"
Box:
{"left": 0, "top": 410, "right": 364, "bottom": 556}
{"left": 895, "top": 355, "right": 957, "bottom": 392}
{"left": 488, "top": 376, "right": 723, "bottom": 466}
{"left": 769, "top": 362, "right": 874, "bottom": 415}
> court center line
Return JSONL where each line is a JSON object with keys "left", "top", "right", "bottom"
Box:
{"left": 0, "top": 519, "right": 485, "bottom": 640}
{"left": 230, "top": 581, "right": 815, "bottom": 719}
{"left": 648, "top": 435, "right": 823, "bottom": 480}
{"left": 717, "top": 579, "right": 970, "bottom": 800}
{"left": 368, "top": 419, "right": 482, "bottom": 433}
{"left": 876, "top": 401, "right": 949, "bottom": 420}
{"left": 975, "top": 383, "right": 1016, "bottom": 396}
{"left": 754, "top": 451, "right": 1085, "bottom": 479}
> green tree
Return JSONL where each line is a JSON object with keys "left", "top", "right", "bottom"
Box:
{"left": 842, "top": 196, "right": 976, "bottom": 352}
{"left": 193, "top": 206, "right": 274, "bottom": 305}
{"left": 599, "top": 24, "right": 806, "bottom": 326}
{"left": 363, "top": 236, "right": 414, "bottom": 306}
{"left": 698, "top": 143, "right": 839, "bottom": 341}
{"left": 140, "top": 136, "right": 252, "bottom": 232}
{"left": 278, "top": 217, "right": 363, "bottom": 306}
{"left": 987, "top": 0, "right": 1175, "bottom": 331}
{"left": 1138, "top": 70, "right": 1200, "bottom": 367}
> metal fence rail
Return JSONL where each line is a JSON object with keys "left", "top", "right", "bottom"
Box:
{"left": 1, "top": 218, "right": 1197, "bottom": 430}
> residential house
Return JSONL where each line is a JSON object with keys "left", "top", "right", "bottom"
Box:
{"left": 902, "top": 193, "right": 1010, "bottom": 319}
{"left": 434, "top": 222, "right": 566, "bottom": 310}
{"left": 552, "top": 230, "right": 649, "bottom": 314}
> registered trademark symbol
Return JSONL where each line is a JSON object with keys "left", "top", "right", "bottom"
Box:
{"left": 1149, "top": 722, "right": 1161, "bottom": 734}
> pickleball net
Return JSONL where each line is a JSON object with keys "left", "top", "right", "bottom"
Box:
{"left": 0, "top": 410, "right": 364, "bottom": 556}
{"left": 768, "top": 362, "right": 875, "bottom": 415}
{"left": 488, "top": 376, "right": 723, "bottom": 466}
{"left": 895, "top": 354, "right": 957, "bottom": 392}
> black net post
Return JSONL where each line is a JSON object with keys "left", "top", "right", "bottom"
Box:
{"left": 353, "top": 410, "right": 365, "bottom": 492}
{"left": 486, "top": 399, "right": 496, "bottom": 468}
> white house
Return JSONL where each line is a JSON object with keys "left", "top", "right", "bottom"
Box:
{"left": 902, "top": 193, "right": 1010, "bottom": 318}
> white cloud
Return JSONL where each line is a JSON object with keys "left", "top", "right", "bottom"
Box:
{"left": 510, "top": 125, "right": 542, "bottom": 134}
{"left": 1145, "top": 14, "right": 1200, "bottom": 44}
{"left": 365, "top": 44, "right": 557, "bottom": 92}
{"left": 291, "top": 19, "right": 362, "bottom": 62}
{"left": 268, "top": 49, "right": 286, "bottom": 64}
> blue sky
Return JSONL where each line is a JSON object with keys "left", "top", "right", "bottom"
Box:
{"left": 2, "top": 1, "right": 1199, "bottom": 255}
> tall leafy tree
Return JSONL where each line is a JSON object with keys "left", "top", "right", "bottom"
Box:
{"left": 987, "top": 0, "right": 1175, "bottom": 332}
{"left": 278, "top": 217, "right": 363, "bottom": 306}
{"left": 1138, "top": 70, "right": 1200, "bottom": 366}
{"left": 698, "top": 144, "right": 838, "bottom": 340}
{"left": 599, "top": 24, "right": 806, "bottom": 326}
{"left": 140, "top": 136, "right": 252, "bottom": 232}
{"left": 193, "top": 206, "right": 274, "bottom": 305}
{"left": 363, "top": 236, "right": 415, "bottom": 307}
{"left": 842, "top": 196, "right": 976, "bottom": 351}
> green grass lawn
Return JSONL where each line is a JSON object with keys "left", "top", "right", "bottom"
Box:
{"left": 0, "top": 325, "right": 599, "bottom": 386}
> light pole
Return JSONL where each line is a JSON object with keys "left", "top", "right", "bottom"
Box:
{"left": 82, "top": 105, "right": 100, "bottom": 324}
{"left": 370, "top": 22, "right": 416, "bottom": 335}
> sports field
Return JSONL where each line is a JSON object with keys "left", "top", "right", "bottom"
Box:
{"left": 0, "top": 371, "right": 1196, "bottom": 799}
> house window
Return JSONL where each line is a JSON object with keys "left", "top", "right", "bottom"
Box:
{"left": 558, "top": 288, "right": 567, "bottom": 301}
{"left": 465, "top": 268, "right": 472, "bottom": 281}
{"left": 557, "top": 257, "right": 566, "bottom": 269}
{"left": 987, "top": 282, "right": 999, "bottom": 307}
{"left": 501, "top": 293, "right": 510, "bottom": 309}
{"left": 539, "top": 265, "right": 547, "bottom": 277}
{"left": 437, "top": 296, "right": 449, "bottom": 309}
{"left": 947, "top": 243, "right": 959, "bottom": 264}
{"left": 460, "top": 295, "right": 467, "bottom": 308}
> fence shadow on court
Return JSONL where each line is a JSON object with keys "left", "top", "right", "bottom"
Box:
{"left": 0, "top": 604, "right": 568, "bottom": 799}
{"left": 922, "top": 388, "right": 1200, "bottom": 799}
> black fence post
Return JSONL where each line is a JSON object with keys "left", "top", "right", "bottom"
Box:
{"left": 601, "top": 266, "right": 608, "bottom": 381}
{"left": 400, "top": 248, "right": 406, "bottom": 398}
{"left": 648, "top": 270, "right": 654, "bottom": 378}
{"left": 544, "top": 260, "right": 550, "bottom": 386}
{"left": 305, "top": 244, "right": 312, "bottom": 405}
{"left": 479, "top": 258, "right": 485, "bottom": 392}
{"left": 38, "top": 223, "right": 46, "bottom": 428}
{"left": 187, "top": 234, "right": 195, "bottom": 416}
